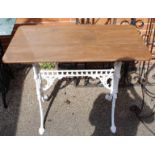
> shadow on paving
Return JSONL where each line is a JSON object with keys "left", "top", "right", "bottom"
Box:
{"left": 0, "top": 67, "right": 154, "bottom": 135}
{"left": 44, "top": 79, "right": 73, "bottom": 128}
{"left": 0, "top": 65, "right": 30, "bottom": 136}
{"left": 44, "top": 78, "right": 155, "bottom": 136}
{"left": 89, "top": 86, "right": 155, "bottom": 136}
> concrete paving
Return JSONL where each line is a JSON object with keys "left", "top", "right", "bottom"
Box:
{"left": 0, "top": 66, "right": 155, "bottom": 136}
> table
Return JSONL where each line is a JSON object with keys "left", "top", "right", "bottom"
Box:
{"left": 3, "top": 24, "right": 151, "bottom": 135}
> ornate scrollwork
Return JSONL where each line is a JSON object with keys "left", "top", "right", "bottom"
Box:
{"left": 40, "top": 69, "right": 114, "bottom": 91}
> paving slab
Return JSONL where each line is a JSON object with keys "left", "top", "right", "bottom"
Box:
{"left": 0, "top": 66, "right": 155, "bottom": 136}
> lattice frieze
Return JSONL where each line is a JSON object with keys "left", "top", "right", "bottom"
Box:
{"left": 40, "top": 69, "right": 114, "bottom": 91}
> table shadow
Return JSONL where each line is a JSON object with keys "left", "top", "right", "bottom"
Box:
{"left": 44, "top": 79, "right": 73, "bottom": 128}
{"left": 89, "top": 86, "right": 155, "bottom": 136}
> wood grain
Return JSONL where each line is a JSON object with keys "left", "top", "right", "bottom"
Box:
{"left": 3, "top": 24, "right": 151, "bottom": 63}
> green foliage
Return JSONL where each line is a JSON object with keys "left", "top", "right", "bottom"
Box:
{"left": 39, "top": 62, "right": 55, "bottom": 70}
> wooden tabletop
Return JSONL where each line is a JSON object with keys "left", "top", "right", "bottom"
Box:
{"left": 3, "top": 24, "right": 151, "bottom": 63}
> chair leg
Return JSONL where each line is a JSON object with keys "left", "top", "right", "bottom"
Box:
{"left": 0, "top": 43, "right": 12, "bottom": 109}
{"left": 122, "top": 62, "right": 129, "bottom": 85}
{"left": 2, "top": 92, "right": 7, "bottom": 108}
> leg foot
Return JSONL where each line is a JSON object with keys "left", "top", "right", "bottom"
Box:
{"left": 110, "top": 125, "right": 116, "bottom": 134}
{"left": 39, "top": 127, "right": 45, "bottom": 135}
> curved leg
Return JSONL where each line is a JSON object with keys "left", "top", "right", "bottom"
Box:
{"left": 41, "top": 77, "right": 57, "bottom": 102}
{"left": 33, "top": 64, "right": 45, "bottom": 135}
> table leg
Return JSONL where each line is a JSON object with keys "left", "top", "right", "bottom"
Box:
{"left": 33, "top": 64, "right": 45, "bottom": 135}
{"left": 110, "top": 62, "right": 122, "bottom": 133}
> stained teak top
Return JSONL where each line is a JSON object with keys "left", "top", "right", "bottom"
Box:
{"left": 3, "top": 25, "right": 151, "bottom": 63}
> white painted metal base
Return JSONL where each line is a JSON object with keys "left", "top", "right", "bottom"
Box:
{"left": 109, "top": 62, "right": 122, "bottom": 134}
{"left": 33, "top": 64, "right": 45, "bottom": 135}
{"left": 33, "top": 62, "right": 122, "bottom": 135}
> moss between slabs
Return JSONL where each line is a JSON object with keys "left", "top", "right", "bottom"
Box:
{"left": 39, "top": 63, "right": 55, "bottom": 70}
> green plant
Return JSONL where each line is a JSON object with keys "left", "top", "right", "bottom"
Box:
{"left": 39, "top": 62, "right": 55, "bottom": 70}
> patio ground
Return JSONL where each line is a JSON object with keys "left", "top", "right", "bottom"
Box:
{"left": 0, "top": 66, "right": 155, "bottom": 136}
